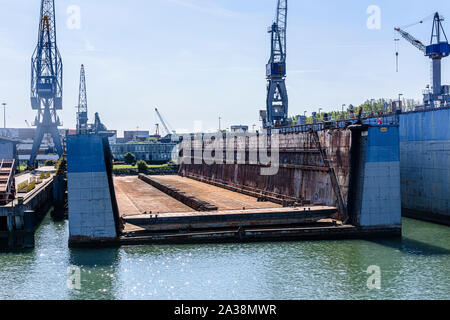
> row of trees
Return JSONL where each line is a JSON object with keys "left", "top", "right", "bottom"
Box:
{"left": 299, "top": 98, "right": 421, "bottom": 124}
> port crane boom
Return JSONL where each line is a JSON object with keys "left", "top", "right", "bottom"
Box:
{"left": 394, "top": 27, "right": 426, "bottom": 53}
{"left": 155, "top": 108, "right": 175, "bottom": 136}
{"left": 265, "top": 0, "right": 288, "bottom": 128}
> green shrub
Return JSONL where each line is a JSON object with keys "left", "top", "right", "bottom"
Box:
{"left": 56, "top": 158, "right": 67, "bottom": 176}
{"left": 137, "top": 160, "right": 148, "bottom": 173}
{"left": 113, "top": 165, "right": 179, "bottom": 176}
{"left": 45, "top": 159, "right": 57, "bottom": 167}
{"left": 124, "top": 152, "right": 136, "bottom": 165}
{"left": 26, "top": 181, "right": 36, "bottom": 192}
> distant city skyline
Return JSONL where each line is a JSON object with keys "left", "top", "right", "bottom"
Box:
{"left": 1, "top": 0, "right": 450, "bottom": 135}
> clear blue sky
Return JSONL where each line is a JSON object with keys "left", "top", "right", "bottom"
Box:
{"left": 1, "top": 0, "right": 450, "bottom": 135}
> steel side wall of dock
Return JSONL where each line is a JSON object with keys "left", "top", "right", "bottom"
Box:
{"left": 399, "top": 108, "right": 450, "bottom": 220}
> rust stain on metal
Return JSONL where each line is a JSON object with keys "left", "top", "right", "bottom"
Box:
{"left": 179, "top": 129, "right": 353, "bottom": 217}
{"left": 139, "top": 174, "right": 218, "bottom": 212}
{"left": 150, "top": 175, "right": 283, "bottom": 211}
{"left": 123, "top": 206, "right": 338, "bottom": 232}
{"left": 113, "top": 176, "right": 192, "bottom": 216}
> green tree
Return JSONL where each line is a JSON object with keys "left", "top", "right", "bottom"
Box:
{"left": 124, "top": 152, "right": 136, "bottom": 165}
{"left": 44, "top": 159, "right": 57, "bottom": 167}
{"left": 137, "top": 160, "right": 148, "bottom": 173}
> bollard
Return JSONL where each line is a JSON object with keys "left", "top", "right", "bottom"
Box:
{"left": 23, "top": 210, "right": 35, "bottom": 248}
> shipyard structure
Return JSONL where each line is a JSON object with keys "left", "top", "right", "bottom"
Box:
{"left": 273, "top": 109, "right": 449, "bottom": 226}
{"left": 2, "top": 1, "right": 448, "bottom": 250}
{"left": 65, "top": 2, "right": 445, "bottom": 246}
{"left": 67, "top": 122, "right": 402, "bottom": 246}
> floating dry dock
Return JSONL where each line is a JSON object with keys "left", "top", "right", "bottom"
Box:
{"left": 117, "top": 175, "right": 345, "bottom": 244}
{"left": 67, "top": 124, "right": 402, "bottom": 247}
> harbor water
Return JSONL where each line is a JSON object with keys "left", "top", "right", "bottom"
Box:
{"left": 0, "top": 215, "right": 448, "bottom": 300}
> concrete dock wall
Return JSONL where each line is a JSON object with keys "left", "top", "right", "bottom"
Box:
{"left": 67, "top": 135, "right": 119, "bottom": 243}
{"left": 399, "top": 108, "right": 450, "bottom": 224}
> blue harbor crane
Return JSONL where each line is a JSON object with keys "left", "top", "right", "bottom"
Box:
{"left": 77, "top": 64, "right": 88, "bottom": 134}
{"left": 29, "top": 0, "right": 63, "bottom": 167}
{"left": 264, "top": 0, "right": 288, "bottom": 128}
{"left": 395, "top": 12, "right": 450, "bottom": 107}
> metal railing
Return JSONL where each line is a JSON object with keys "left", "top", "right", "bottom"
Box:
{"left": 277, "top": 114, "right": 399, "bottom": 134}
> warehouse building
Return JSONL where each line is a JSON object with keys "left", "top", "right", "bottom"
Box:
{"left": 110, "top": 142, "right": 178, "bottom": 163}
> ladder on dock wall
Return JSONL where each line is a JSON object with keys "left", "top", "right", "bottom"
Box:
{"left": 0, "top": 159, "right": 16, "bottom": 206}
{"left": 311, "top": 132, "right": 347, "bottom": 221}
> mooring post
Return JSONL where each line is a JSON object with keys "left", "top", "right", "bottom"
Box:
{"left": 23, "top": 210, "right": 35, "bottom": 248}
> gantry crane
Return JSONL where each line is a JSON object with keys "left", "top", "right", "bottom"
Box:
{"left": 77, "top": 65, "right": 88, "bottom": 134}
{"left": 265, "top": 0, "right": 288, "bottom": 128}
{"left": 29, "top": 0, "right": 63, "bottom": 167}
{"left": 395, "top": 12, "right": 450, "bottom": 107}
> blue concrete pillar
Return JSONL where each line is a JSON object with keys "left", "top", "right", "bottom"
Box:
{"left": 358, "top": 125, "right": 402, "bottom": 228}
{"left": 67, "top": 134, "right": 119, "bottom": 244}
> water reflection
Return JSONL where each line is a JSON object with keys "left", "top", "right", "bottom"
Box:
{"left": 68, "top": 248, "right": 119, "bottom": 300}
{"left": 0, "top": 217, "right": 448, "bottom": 300}
{"left": 0, "top": 250, "right": 36, "bottom": 299}
{"left": 371, "top": 237, "right": 450, "bottom": 256}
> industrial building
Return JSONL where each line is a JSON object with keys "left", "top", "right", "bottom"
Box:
{"left": 0, "top": 137, "right": 19, "bottom": 162}
{"left": 230, "top": 125, "right": 249, "bottom": 133}
{"left": 123, "top": 131, "right": 151, "bottom": 142}
{"left": 110, "top": 141, "right": 177, "bottom": 163}
{"left": 0, "top": 128, "right": 65, "bottom": 163}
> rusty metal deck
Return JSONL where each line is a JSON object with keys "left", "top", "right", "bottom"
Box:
{"left": 114, "top": 176, "right": 341, "bottom": 237}
{"left": 122, "top": 206, "right": 338, "bottom": 233}
{"left": 113, "top": 176, "right": 192, "bottom": 216}
{"left": 150, "top": 175, "right": 282, "bottom": 211}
